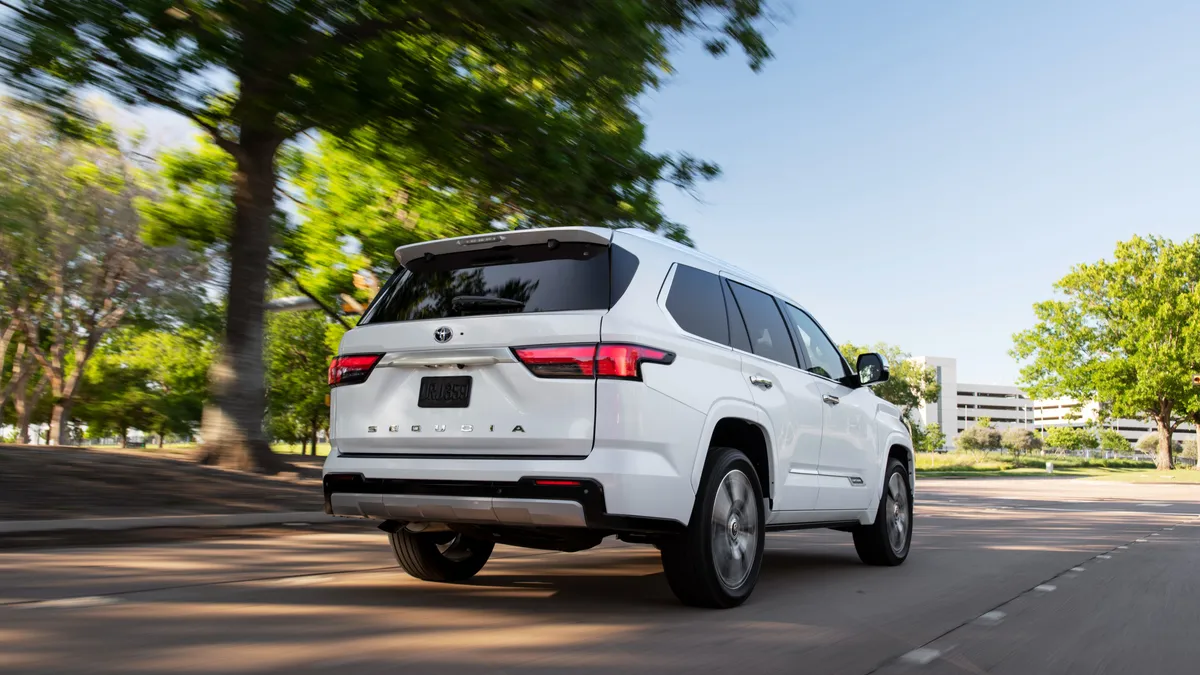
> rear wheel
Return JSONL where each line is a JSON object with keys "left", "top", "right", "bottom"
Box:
{"left": 389, "top": 530, "right": 494, "bottom": 582}
{"left": 852, "top": 459, "right": 912, "bottom": 566}
{"left": 661, "top": 447, "right": 765, "bottom": 608}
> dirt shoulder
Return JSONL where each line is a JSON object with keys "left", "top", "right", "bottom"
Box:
{"left": 0, "top": 444, "right": 325, "bottom": 521}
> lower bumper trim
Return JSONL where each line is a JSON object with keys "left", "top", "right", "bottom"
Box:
{"left": 330, "top": 492, "right": 587, "bottom": 528}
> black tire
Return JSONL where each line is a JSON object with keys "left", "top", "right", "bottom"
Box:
{"left": 389, "top": 530, "right": 494, "bottom": 582}
{"left": 661, "top": 447, "right": 765, "bottom": 608}
{"left": 852, "top": 459, "right": 912, "bottom": 566}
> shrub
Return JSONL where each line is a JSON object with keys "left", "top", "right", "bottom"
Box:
{"left": 1000, "top": 428, "right": 1043, "bottom": 457}
{"left": 957, "top": 425, "right": 1002, "bottom": 452}
{"left": 1044, "top": 426, "right": 1098, "bottom": 452}
{"left": 1137, "top": 432, "right": 1184, "bottom": 454}
{"left": 1099, "top": 429, "right": 1132, "bottom": 454}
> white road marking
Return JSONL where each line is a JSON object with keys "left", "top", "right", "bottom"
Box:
{"left": 1118, "top": 546, "right": 1129, "bottom": 549}
{"left": 1097, "top": 555, "right": 1112, "bottom": 559}
{"left": 1136, "top": 539, "right": 1148, "bottom": 543}
{"left": 976, "top": 611, "right": 1006, "bottom": 625}
{"left": 900, "top": 648, "right": 942, "bottom": 665}
{"left": 1071, "top": 567, "right": 1086, "bottom": 572}
{"left": 1035, "top": 585, "right": 1057, "bottom": 592}
{"left": 21, "top": 596, "right": 120, "bottom": 609}
{"left": 261, "top": 575, "right": 334, "bottom": 586}
{"left": 1150, "top": 533, "right": 1160, "bottom": 536}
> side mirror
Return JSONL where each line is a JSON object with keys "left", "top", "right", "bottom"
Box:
{"left": 856, "top": 353, "right": 890, "bottom": 387}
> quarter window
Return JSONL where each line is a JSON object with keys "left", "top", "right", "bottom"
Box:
{"left": 727, "top": 282, "right": 799, "bottom": 368}
{"left": 665, "top": 265, "right": 729, "bottom": 345}
{"left": 783, "top": 304, "right": 849, "bottom": 381}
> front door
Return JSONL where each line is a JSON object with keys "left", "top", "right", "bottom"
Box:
{"left": 780, "top": 304, "right": 877, "bottom": 512}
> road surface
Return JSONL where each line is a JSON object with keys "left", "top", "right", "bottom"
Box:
{"left": 1, "top": 478, "right": 1198, "bottom": 674}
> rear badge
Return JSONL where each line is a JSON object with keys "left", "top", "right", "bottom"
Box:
{"left": 411, "top": 425, "right": 420, "bottom": 432}
{"left": 512, "top": 425, "right": 525, "bottom": 433}
{"left": 461, "top": 425, "right": 473, "bottom": 432}
{"left": 434, "top": 326, "right": 453, "bottom": 343}
{"left": 434, "top": 424, "right": 446, "bottom": 432}
{"left": 367, "top": 426, "right": 377, "bottom": 433}
{"left": 388, "top": 425, "right": 399, "bottom": 432}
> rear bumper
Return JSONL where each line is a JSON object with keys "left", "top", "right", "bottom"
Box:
{"left": 322, "top": 446, "right": 696, "bottom": 530}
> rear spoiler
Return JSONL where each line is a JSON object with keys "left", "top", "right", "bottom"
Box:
{"left": 394, "top": 227, "right": 614, "bottom": 266}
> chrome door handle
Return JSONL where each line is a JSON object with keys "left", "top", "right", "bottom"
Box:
{"left": 823, "top": 394, "right": 840, "bottom": 405}
{"left": 749, "top": 375, "right": 773, "bottom": 389}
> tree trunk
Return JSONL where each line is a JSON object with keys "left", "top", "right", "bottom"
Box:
{"left": 300, "top": 437, "right": 308, "bottom": 456}
{"left": 14, "top": 375, "right": 47, "bottom": 445}
{"left": 120, "top": 430, "right": 128, "bottom": 449}
{"left": 1155, "top": 418, "right": 1174, "bottom": 471}
{"left": 48, "top": 399, "right": 73, "bottom": 447}
{"left": 310, "top": 421, "right": 318, "bottom": 458}
{"left": 195, "top": 135, "right": 285, "bottom": 474}
{"left": 158, "top": 433, "right": 165, "bottom": 449}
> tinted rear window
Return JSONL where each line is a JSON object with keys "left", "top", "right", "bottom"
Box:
{"left": 727, "top": 281, "right": 799, "bottom": 368}
{"left": 361, "top": 242, "right": 625, "bottom": 325}
{"left": 665, "top": 264, "right": 729, "bottom": 345}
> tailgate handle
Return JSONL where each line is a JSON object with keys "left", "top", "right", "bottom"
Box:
{"left": 379, "top": 354, "right": 508, "bottom": 369}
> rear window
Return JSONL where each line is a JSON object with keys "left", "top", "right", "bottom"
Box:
{"left": 361, "top": 241, "right": 636, "bottom": 325}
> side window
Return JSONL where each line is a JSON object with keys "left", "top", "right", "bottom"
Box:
{"left": 722, "top": 280, "right": 752, "bottom": 352}
{"left": 665, "top": 264, "right": 729, "bottom": 345}
{"left": 784, "top": 304, "right": 849, "bottom": 381}
{"left": 727, "top": 281, "right": 799, "bottom": 368}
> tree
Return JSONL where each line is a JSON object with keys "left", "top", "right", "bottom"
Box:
{"left": 839, "top": 343, "right": 940, "bottom": 423}
{"left": 265, "top": 308, "right": 333, "bottom": 456}
{"left": 2, "top": 1, "right": 774, "bottom": 471}
{"left": 76, "top": 327, "right": 215, "bottom": 447}
{"left": 976, "top": 417, "right": 993, "bottom": 428}
{"left": 1012, "top": 236, "right": 1200, "bottom": 470}
{"left": 956, "top": 425, "right": 1002, "bottom": 452}
{"left": 1044, "top": 427, "right": 1099, "bottom": 452}
{"left": 0, "top": 107, "right": 204, "bottom": 445}
{"left": 1099, "top": 429, "right": 1132, "bottom": 454}
{"left": 1180, "top": 439, "right": 1197, "bottom": 462}
{"left": 1001, "top": 428, "right": 1043, "bottom": 458}
{"left": 912, "top": 422, "right": 947, "bottom": 454}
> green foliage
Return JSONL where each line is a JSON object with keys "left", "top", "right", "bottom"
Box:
{"left": 1012, "top": 235, "right": 1200, "bottom": 469}
{"left": 1044, "top": 426, "right": 1099, "bottom": 452}
{"left": 1181, "top": 439, "right": 1197, "bottom": 460}
{"left": 956, "top": 425, "right": 1002, "bottom": 452}
{"left": 1137, "top": 432, "right": 1184, "bottom": 454}
{"left": 1000, "top": 427, "right": 1043, "bottom": 458}
{"left": 912, "top": 423, "right": 947, "bottom": 454}
{"left": 265, "top": 309, "right": 333, "bottom": 452}
{"left": 1099, "top": 429, "right": 1133, "bottom": 454}
{"left": 976, "top": 416, "right": 993, "bottom": 428}
{"left": 75, "top": 328, "right": 214, "bottom": 443}
{"left": 839, "top": 343, "right": 940, "bottom": 419}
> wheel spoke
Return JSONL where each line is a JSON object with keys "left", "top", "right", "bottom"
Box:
{"left": 711, "top": 469, "right": 759, "bottom": 590}
{"left": 888, "top": 473, "right": 901, "bottom": 501}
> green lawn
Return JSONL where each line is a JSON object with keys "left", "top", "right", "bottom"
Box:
{"left": 914, "top": 451, "right": 1178, "bottom": 479}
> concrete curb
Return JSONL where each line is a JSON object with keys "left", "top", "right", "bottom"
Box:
{"left": 0, "top": 512, "right": 339, "bottom": 535}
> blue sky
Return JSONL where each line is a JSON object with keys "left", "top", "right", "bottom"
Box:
{"left": 642, "top": 0, "right": 1200, "bottom": 384}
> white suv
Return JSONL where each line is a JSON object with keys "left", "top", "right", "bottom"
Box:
{"left": 324, "top": 227, "right": 913, "bottom": 608}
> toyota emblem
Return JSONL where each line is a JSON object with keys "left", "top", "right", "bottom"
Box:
{"left": 434, "top": 326, "right": 453, "bottom": 343}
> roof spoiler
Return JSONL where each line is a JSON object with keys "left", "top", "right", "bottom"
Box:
{"left": 394, "top": 227, "right": 614, "bottom": 266}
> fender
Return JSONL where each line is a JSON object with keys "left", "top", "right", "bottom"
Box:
{"left": 689, "top": 397, "right": 775, "bottom": 495}
{"left": 866, "top": 422, "right": 915, "bottom": 523}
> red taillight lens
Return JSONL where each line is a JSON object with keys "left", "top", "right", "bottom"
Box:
{"left": 512, "top": 345, "right": 597, "bottom": 379}
{"left": 328, "top": 354, "right": 383, "bottom": 387}
{"left": 534, "top": 480, "right": 582, "bottom": 486}
{"left": 512, "top": 344, "right": 673, "bottom": 381}
{"left": 596, "top": 344, "right": 673, "bottom": 380}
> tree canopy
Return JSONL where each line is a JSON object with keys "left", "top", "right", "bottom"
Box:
{"left": 1012, "top": 235, "right": 1200, "bottom": 470}
{"left": 1000, "top": 427, "right": 1042, "bottom": 458}
{"left": 839, "top": 342, "right": 940, "bottom": 422}
{"left": 1, "top": 0, "right": 776, "bottom": 470}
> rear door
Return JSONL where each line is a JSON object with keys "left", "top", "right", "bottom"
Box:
{"left": 332, "top": 228, "right": 625, "bottom": 459}
{"left": 723, "top": 278, "right": 825, "bottom": 513}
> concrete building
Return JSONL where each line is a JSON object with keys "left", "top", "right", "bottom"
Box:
{"left": 909, "top": 356, "right": 1196, "bottom": 450}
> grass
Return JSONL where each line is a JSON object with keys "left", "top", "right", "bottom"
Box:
{"left": 915, "top": 451, "right": 1165, "bottom": 479}
{"left": 94, "top": 441, "right": 331, "bottom": 458}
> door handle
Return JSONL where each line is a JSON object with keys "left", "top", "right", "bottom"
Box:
{"left": 749, "top": 375, "right": 773, "bottom": 389}
{"left": 823, "top": 394, "right": 840, "bottom": 405}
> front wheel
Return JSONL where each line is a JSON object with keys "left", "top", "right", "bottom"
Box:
{"left": 852, "top": 459, "right": 912, "bottom": 566}
{"left": 389, "top": 530, "right": 494, "bottom": 582}
{"left": 661, "top": 447, "right": 765, "bottom": 608}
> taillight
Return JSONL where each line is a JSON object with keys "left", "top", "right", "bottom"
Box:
{"left": 511, "top": 345, "right": 596, "bottom": 379}
{"left": 328, "top": 354, "right": 383, "bottom": 387}
{"left": 512, "top": 344, "right": 674, "bottom": 381}
{"left": 596, "top": 344, "right": 674, "bottom": 380}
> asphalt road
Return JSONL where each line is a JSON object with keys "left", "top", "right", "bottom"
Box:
{"left": 1, "top": 478, "right": 1198, "bottom": 674}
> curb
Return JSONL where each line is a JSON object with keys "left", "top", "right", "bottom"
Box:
{"left": 0, "top": 512, "right": 339, "bottom": 536}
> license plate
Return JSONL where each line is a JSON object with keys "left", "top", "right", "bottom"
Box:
{"left": 417, "top": 376, "right": 473, "bottom": 408}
